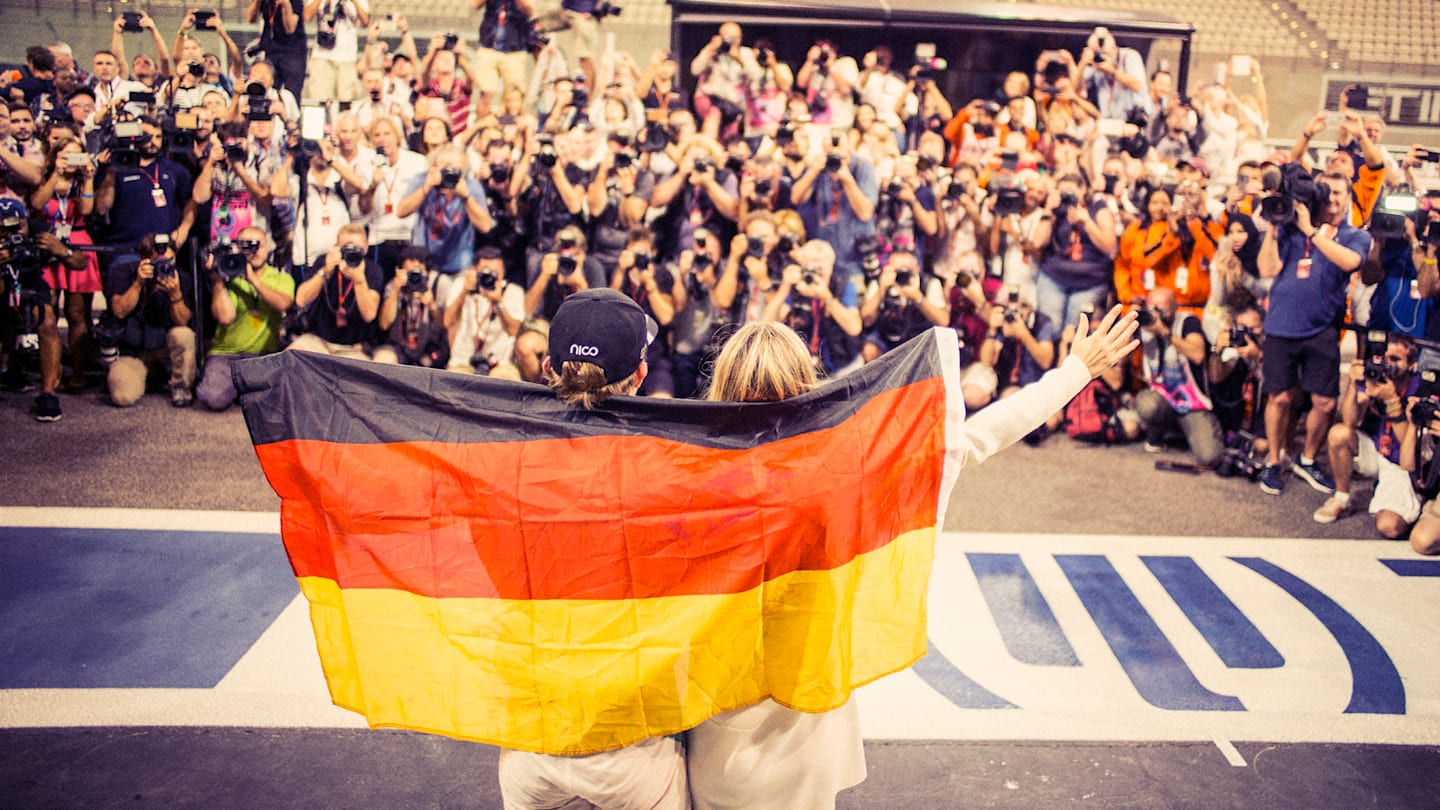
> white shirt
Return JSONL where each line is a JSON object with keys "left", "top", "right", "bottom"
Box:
{"left": 445, "top": 280, "right": 525, "bottom": 372}
{"left": 312, "top": 0, "right": 366, "bottom": 63}
{"left": 292, "top": 168, "right": 351, "bottom": 266}
{"left": 369, "top": 148, "right": 428, "bottom": 242}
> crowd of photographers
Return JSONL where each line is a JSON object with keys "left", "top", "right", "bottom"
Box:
{"left": 1, "top": 10, "right": 1439, "bottom": 549}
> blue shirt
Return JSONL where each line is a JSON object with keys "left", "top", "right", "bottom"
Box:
{"left": 1264, "top": 224, "right": 1371, "bottom": 339}
{"left": 797, "top": 156, "right": 878, "bottom": 279}
{"left": 1368, "top": 238, "right": 1429, "bottom": 338}
{"left": 405, "top": 176, "right": 487, "bottom": 274}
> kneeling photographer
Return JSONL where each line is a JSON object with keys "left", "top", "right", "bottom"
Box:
{"left": 1134, "top": 287, "right": 1223, "bottom": 464}
{"left": 196, "top": 227, "right": 296, "bottom": 410}
{"left": 445, "top": 247, "right": 525, "bottom": 378}
{"left": 1313, "top": 332, "right": 1422, "bottom": 538}
{"left": 288, "top": 222, "right": 382, "bottom": 359}
{"left": 1206, "top": 304, "right": 1267, "bottom": 439}
{"left": 1401, "top": 366, "right": 1440, "bottom": 555}
{"left": 0, "top": 199, "right": 78, "bottom": 421}
{"left": 982, "top": 282, "right": 1060, "bottom": 440}
{"left": 102, "top": 232, "right": 197, "bottom": 408}
{"left": 858, "top": 247, "right": 949, "bottom": 362}
{"left": 374, "top": 247, "right": 448, "bottom": 368}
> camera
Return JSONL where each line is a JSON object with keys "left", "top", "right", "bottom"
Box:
{"left": 212, "top": 242, "right": 248, "bottom": 280}
{"left": 591, "top": 0, "right": 622, "bottom": 19}
{"left": 693, "top": 155, "right": 714, "bottom": 174}
{"left": 802, "top": 269, "right": 820, "bottom": 287}
{"left": 121, "top": 11, "right": 144, "bottom": 32}
{"left": 186, "top": 61, "right": 205, "bottom": 78}
{"left": 774, "top": 125, "right": 794, "bottom": 146}
{"left": 1412, "top": 370, "right": 1440, "bottom": 426}
{"left": 776, "top": 234, "right": 797, "bottom": 255}
{"left": 886, "top": 176, "right": 905, "bottom": 197}
{"left": 537, "top": 136, "right": 558, "bottom": 168}
{"left": 630, "top": 252, "right": 651, "bottom": 271}
{"left": 639, "top": 122, "right": 672, "bottom": 153}
{"left": 746, "top": 236, "right": 766, "bottom": 259}
{"left": 152, "top": 256, "right": 177, "bottom": 278}
{"left": 402, "top": 268, "right": 428, "bottom": 294}
{"left": 488, "top": 162, "right": 511, "bottom": 185}
{"left": 825, "top": 152, "right": 842, "bottom": 173}
{"left": 613, "top": 150, "right": 634, "bottom": 169}
{"left": 753, "top": 177, "right": 773, "bottom": 198}
{"left": 856, "top": 234, "right": 881, "bottom": 280}
{"left": 1363, "top": 329, "right": 1392, "bottom": 383}
{"left": 108, "top": 120, "right": 146, "bottom": 166}
{"left": 477, "top": 269, "right": 499, "bottom": 291}
{"left": 192, "top": 9, "right": 216, "bottom": 29}
{"left": 946, "top": 180, "right": 969, "bottom": 200}
{"left": 1371, "top": 191, "right": 1418, "bottom": 240}
{"left": 724, "top": 155, "right": 745, "bottom": 176}
{"left": 442, "top": 32, "right": 459, "bottom": 51}
{"left": 691, "top": 251, "right": 713, "bottom": 271}
{"left": 223, "top": 139, "right": 248, "bottom": 163}
{"left": 894, "top": 269, "right": 914, "bottom": 287}
{"left": 992, "top": 175, "right": 1026, "bottom": 217}
{"left": 557, "top": 255, "right": 578, "bottom": 275}
{"left": 1229, "top": 324, "right": 1251, "bottom": 348}
{"left": 1214, "top": 431, "right": 1265, "bottom": 480}
{"left": 317, "top": 29, "right": 337, "bottom": 50}
{"left": 439, "top": 167, "right": 462, "bottom": 190}
{"left": 1059, "top": 191, "right": 1079, "bottom": 209}
{"left": 1258, "top": 162, "right": 1328, "bottom": 228}
{"left": 1116, "top": 108, "right": 1150, "bottom": 159}
{"left": 340, "top": 244, "right": 366, "bottom": 267}
{"left": 1135, "top": 306, "right": 1158, "bottom": 328}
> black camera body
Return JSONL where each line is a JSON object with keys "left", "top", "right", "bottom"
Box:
{"left": 224, "top": 140, "right": 248, "bottom": 163}
{"left": 402, "top": 268, "right": 428, "bottom": 294}
{"left": 746, "top": 236, "right": 766, "bottom": 259}
{"left": 1229, "top": 324, "right": 1251, "bottom": 348}
{"left": 1363, "top": 329, "right": 1392, "bottom": 383}
{"left": 557, "top": 255, "right": 578, "bottom": 275}
{"left": 1215, "top": 430, "right": 1265, "bottom": 480}
{"left": 1370, "top": 191, "right": 1418, "bottom": 240}
{"left": 213, "top": 243, "right": 249, "bottom": 281}
{"left": 1413, "top": 370, "right": 1440, "bottom": 425}
{"left": 477, "top": 269, "right": 499, "bottom": 291}
{"left": 1259, "top": 162, "right": 1328, "bottom": 228}
{"left": 536, "top": 136, "right": 558, "bottom": 168}
{"left": 442, "top": 32, "right": 460, "bottom": 50}
{"left": 1059, "top": 191, "right": 1079, "bottom": 209}
{"left": 152, "top": 256, "right": 177, "bottom": 279}
{"left": 439, "top": 167, "right": 462, "bottom": 190}
{"left": 776, "top": 234, "right": 797, "bottom": 255}
{"left": 639, "top": 122, "right": 672, "bottom": 153}
{"left": 992, "top": 177, "right": 1026, "bottom": 217}
{"left": 894, "top": 269, "right": 914, "bottom": 287}
{"left": 340, "top": 244, "right": 366, "bottom": 268}
{"left": 1135, "top": 306, "right": 1159, "bottom": 328}
{"left": 592, "top": 1, "right": 622, "bottom": 19}
{"left": 856, "top": 234, "right": 881, "bottom": 280}
{"left": 693, "top": 155, "right": 714, "bottom": 175}
{"left": 824, "top": 152, "right": 842, "bottom": 173}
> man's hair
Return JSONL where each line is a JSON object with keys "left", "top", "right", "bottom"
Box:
{"left": 1389, "top": 333, "right": 1418, "bottom": 364}
{"left": 135, "top": 232, "right": 170, "bottom": 260}
{"left": 739, "top": 209, "right": 775, "bottom": 233}
{"left": 548, "top": 360, "right": 643, "bottom": 409}
{"left": 556, "top": 225, "right": 588, "bottom": 251}
{"left": 1320, "top": 171, "right": 1354, "bottom": 196}
{"left": 337, "top": 222, "right": 368, "bottom": 242}
{"left": 26, "top": 46, "right": 55, "bottom": 72}
{"left": 8, "top": 102, "right": 30, "bottom": 116}
{"left": 707, "top": 322, "right": 817, "bottom": 402}
{"left": 398, "top": 245, "right": 430, "bottom": 265}
{"left": 94, "top": 49, "right": 117, "bottom": 60}
{"left": 624, "top": 227, "right": 653, "bottom": 249}
{"left": 67, "top": 86, "right": 96, "bottom": 102}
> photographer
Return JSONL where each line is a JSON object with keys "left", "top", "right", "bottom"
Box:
{"left": 586, "top": 132, "right": 648, "bottom": 277}
{"left": 192, "top": 119, "right": 288, "bottom": 244}
{"left": 714, "top": 210, "right": 787, "bottom": 326}
{"left": 1363, "top": 191, "right": 1437, "bottom": 342}
{"left": 373, "top": 246, "right": 447, "bottom": 368}
{"left": 445, "top": 246, "right": 524, "bottom": 377}
{"left": 102, "top": 232, "right": 197, "bottom": 408}
{"left": 31, "top": 136, "right": 99, "bottom": 393}
{"left": 471, "top": 0, "right": 535, "bottom": 106}
{"left": 791, "top": 130, "right": 876, "bottom": 280}
{"left": 288, "top": 222, "right": 381, "bottom": 358}
{"left": 647, "top": 137, "right": 737, "bottom": 263}
{"left": 1116, "top": 185, "right": 1218, "bottom": 317}
{"left": 1256, "top": 171, "right": 1370, "bottom": 494}
{"left": 984, "top": 169, "right": 1049, "bottom": 289}
{"left": 172, "top": 11, "right": 246, "bottom": 97}
{"left": 245, "top": 0, "right": 307, "bottom": 102}
{"left": 1313, "top": 335, "right": 1421, "bottom": 537}
{"left": 363, "top": 117, "right": 427, "bottom": 281}
{"left": 353, "top": 68, "right": 413, "bottom": 135}
{"left": 858, "top": 247, "right": 949, "bottom": 363}
{"left": 610, "top": 229, "right": 679, "bottom": 396}
{"left": 1290, "top": 112, "right": 1385, "bottom": 226}
{"left": 1206, "top": 304, "right": 1266, "bottom": 438}
{"left": 668, "top": 227, "right": 728, "bottom": 396}
{"left": 689, "top": 23, "right": 759, "bottom": 141}
{"left": 1402, "top": 393, "right": 1440, "bottom": 555}
{"left": 1033, "top": 173, "right": 1117, "bottom": 330}
{"left": 418, "top": 34, "right": 480, "bottom": 134}
{"left": 303, "top": 0, "right": 370, "bottom": 109}
{"left": 0, "top": 199, "right": 80, "bottom": 420}
{"left": 291, "top": 135, "right": 364, "bottom": 267}
{"left": 761, "top": 238, "right": 863, "bottom": 376}
{"left": 196, "top": 226, "right": 295, "bottom": 409}
{"left": 875, "top": 153, "right": 938, "bottom": 259}
{"left": 94, "top": 117, "right": 193, "bottom": 251}
{"left": 110, "top": 11, "right": 172, "bottom": 89}
{"left": 524, "top": 224, "right": 605, "bottom": 321}
{"left": 1134, "top": 287, "right": 1223, "bottom": 464}
{"left": 982, "top": 283, "right": 1057, "bottom": 412}
{"left": 1078, "top": 26, "right": 1150, "bottom": 123}
{"left": 393, "top": 143, "right": 494, "bottom": 304}
{"left": 795, "top": 40, "right": 857, "bottom": 131}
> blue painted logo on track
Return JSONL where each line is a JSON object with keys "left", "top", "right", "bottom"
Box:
{"left": 916, "top": 553, "right": 1439, "bottom": 716}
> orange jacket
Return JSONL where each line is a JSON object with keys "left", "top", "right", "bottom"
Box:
{"left": 1116, "top": 218, "right": 1220, "bottom": 310}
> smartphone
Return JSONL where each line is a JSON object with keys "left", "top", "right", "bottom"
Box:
{"left": 1344, "top": 84, "right": 1370, "bottom": 110}
{"left": 128, "top": 90, "right": 156, "bottom": 105}
{"left": 1416, "top": 148, "right": 1439, "bottom": 164}
{"left": 192, "top": 10, "right": 216, "bottom": 30}
{"left": 121, "top": 11, "right": 144, "bottom": 32}
{"left": 300, "top": 104, "right": 327, "bottom": 141}
{"left": 65, "top": 153, "right": 90, "bottom": 167}
{"left": 1230, "top": 55, "right": 1252, "bottom": 76}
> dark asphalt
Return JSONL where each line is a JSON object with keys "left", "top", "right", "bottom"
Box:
{"left": 2, "top": 381, "right": 1437, "bottom": 809}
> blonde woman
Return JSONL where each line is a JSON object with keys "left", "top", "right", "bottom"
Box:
{"left": 689, "top": 310, "right": 1138, "bottom": 809}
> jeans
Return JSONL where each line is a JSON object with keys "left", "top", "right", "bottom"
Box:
{"left": 1136, "top": 389, "right": 1225, "bottom": 466}
{"left": 1036, "top": 273, "right": 1110, "bottom": 331}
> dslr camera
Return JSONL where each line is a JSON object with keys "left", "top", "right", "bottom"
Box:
{"left": 211, "top": 242, "right": 250, "bottom": 281}
{"left": 1258, "top": 162, "right": 1328, "bottom": 228}
{"left": 1412, "top": 370, "right": 1440, "bottom": 426}
{"left": 439, "top": 167, "right": 462, "bottom": 190}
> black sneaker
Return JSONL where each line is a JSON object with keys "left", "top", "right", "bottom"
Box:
{"left": 32, "top": 393, "right": 62, "bottom": 422}
{"left": 170, "top": 385, "right": 193, "bottom": 408}
{"left": 2, "top": 367, "right": 34, "bottom": 393}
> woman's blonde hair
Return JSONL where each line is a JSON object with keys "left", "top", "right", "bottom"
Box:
{"left": 707, "top": 322, "right": 817, "bottom": 403}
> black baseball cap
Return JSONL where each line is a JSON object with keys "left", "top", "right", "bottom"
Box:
{"left": 548, "top": 289, "right": 659, "bottom": 384}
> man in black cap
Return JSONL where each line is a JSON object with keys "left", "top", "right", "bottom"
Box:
{"left": 543, "top": 286, "right": 658, "bottom": 409}
{"left": 500, "top": 286, "right": 685, "bottom": 808}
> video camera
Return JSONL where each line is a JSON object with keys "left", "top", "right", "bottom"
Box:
{"left": 1214, "top": 430, "right": 1266, "bottom": 481}
{"left": 1370, "top": 190, "right": 1418, "bottom": 240}
{"left": 591, "top": 1, "right": 622, "bottom": 19}
{"left": 992, "top": 173, "right": 1026, "bottom": 217}
{"left": 1258, "top": 162, "right": 1328, "bottom": 228}
{"left": 108, "top": 120, "right": 147, "bottom": 167}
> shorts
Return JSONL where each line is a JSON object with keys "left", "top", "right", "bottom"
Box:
{"left": 472, "top": 47, "right": 531, "bottom": 97}
{"left": 959, "top": 361, "right": 998, "bottom": 401}
{"left": 563, "top": 9, "right": 598, "bottom": 61}
{"left": 497, "top": 737, "right": 688, "bottom": 810}
{"left": 305, "top": 56, "right": 360, "bottom": 103}
{"left": 1261, "top": 327, "right": 1341, "bottom": 398}
{"left": 1353, "top": 433, "right": 1422, "bottom": 523}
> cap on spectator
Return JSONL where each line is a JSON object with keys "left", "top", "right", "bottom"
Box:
{"left": 0, "top": 197, "right": 28, "bottom": 221}
{"left": 1177, "top": 157, "right": 1209, "bottom": 178}
{"left": 549, "top": 288, "right": 659, "bottom": 384}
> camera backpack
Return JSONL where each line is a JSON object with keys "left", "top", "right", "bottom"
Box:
{"left": 1065, "top": 378, "right": 1125, "bottom": 444}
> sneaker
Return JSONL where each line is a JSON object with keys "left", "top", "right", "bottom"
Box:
{"left": 1259, "top": 464, "right": 1284, "bottom": 495}
{"left": 1292, "top": 459, "right": 1335, "bottom": 494}
{"left": 32, "top": 393, "right": 62, "bottom": 422}
{"left": 1313, "top": 494, "right": 1353, "bottom": 524}
{"left": 1143, "top": 441, "right": 1165, "bottom": 454}
{"left": 170, "top": 385, "right": 193, "bottom": 408}
{"left": 2, "top": 367, "right": 34, "bottom": 393}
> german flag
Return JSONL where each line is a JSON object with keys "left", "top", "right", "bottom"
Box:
{"left": 234, "top": 328, "right": 963, "bottom": 755}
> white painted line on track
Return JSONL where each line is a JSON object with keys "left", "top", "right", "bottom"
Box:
{"left": 0, "top": 507, "right": 279, "bottom": 534}
{"left": 1213, "top": 736, "right": 1247, "bottom": 767}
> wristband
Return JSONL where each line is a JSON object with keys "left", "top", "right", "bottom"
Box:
{"left": 81, "top": 192, "right": 95, "bottom": 199}
{"left": 1426, "top": 258, "right": 1438, "bottom": 266}
{"left": 1385, "top": 399, "right": 1404, "bottom": 419}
